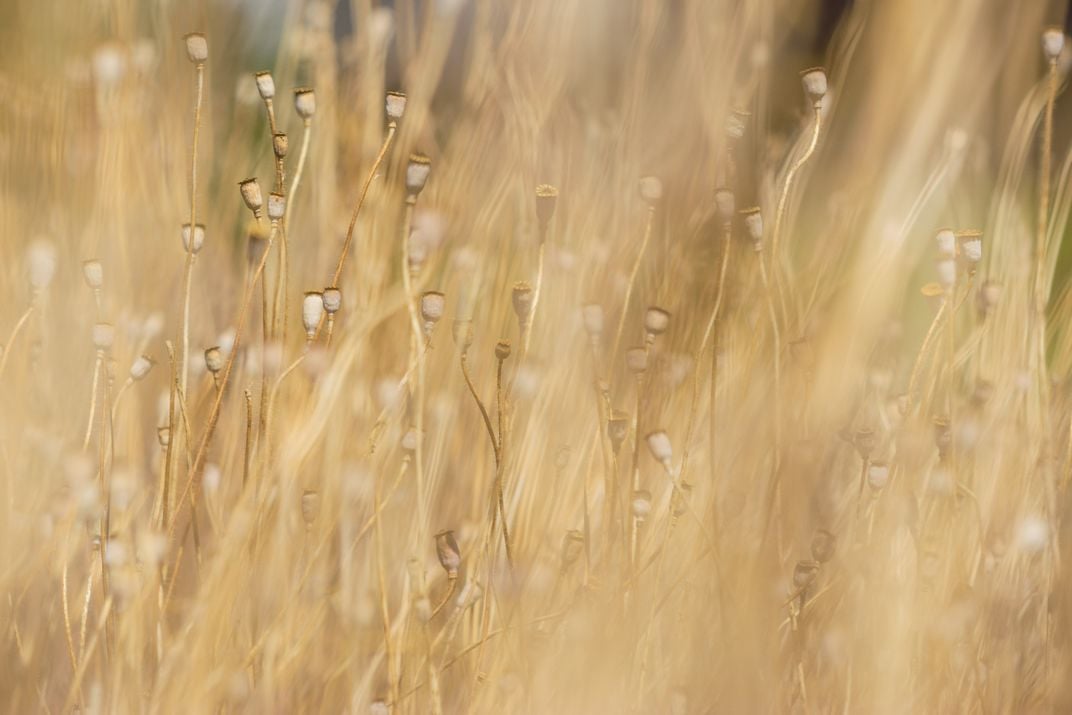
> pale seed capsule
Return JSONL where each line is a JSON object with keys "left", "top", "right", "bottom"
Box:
{"left": 607, "top": 414, "right": 629, "bottom": 455}
{"left": 451, "top": 319, "right": 474, "bottom": 351}
{"left": 129, "top": 355, "right": 153, "bottom": 381}
{"left": 435, "top": 530, "right": 461, "bottom": 578}
{"left": 92, "top": 322, "right": 115, "bottom": 351}
{"left": 793, "top": 559, "right": 821, "bottom": 589}
{"left": 238, "top": 178, "right": 263, "bottom": 214}
{"left": 646, "top": 430, "right": 673, "bottom": 466}
{"left": 157, "top": 426, "right": 170, "bottom": 448}
{"left": 935, "top": 228, "right": 956, "bottom": 257}
{"left": 810, "top": 529, "right": 836, "bottom": 563}
{"left": 267, "top": 193, "right": 286, "bottom": 221}
{"left": 420, "top": 291, "right": 446, "bottom": 333}
{"left": 713, "top": 187, "right": 735, "bottom": 223}
{"left": 512, "top": 282, "right": 534, "bottom": 326}
{"left": 301, "top": 490, "right": 320, "bottom": 525}
{"left": 535, "top": 184, "right": 559, "bottom": 229}
{"left": 184, "top": 33, "right": 208, "bottom": 64}
{"left": 957, "top": 229, "right": 982, "bottom": 264}
{"left": 626, "top": 346, "right": 648, "bottom": 374}
{"left": 639, "top": 176, "right": 663, "bottom": 206}
{"left": 671, "top": 481, "right": 692, "bottom": 518}
{"left": 204, "top": 346, "right": 224, "bottom": 374}
{"left": 740, "top": 207, "right": 763, "bottom": 250}
{"left": 1043, "top": 26, "right": 1066, "bottom": 62}
{"left": 405, "top": 154, "right": 432, "bottom": 198}
{"left": 254, "top": 71, "right": 275, "bottom": 100}
{"left": 293, "top": 88, "right": 316, "bottom": 120}
{"left": 936, "top": 258, "right": 957, "bottom": 290}
{"left": 401, "top": 427, "right": 419, "bottom": 453}
{"left": 27, "top": 241, "right": 56, "bottom": 292}
{"left": 582, "top": 304, "right": 604, "bottom": 340}
{"left": 867, "top": 461, "right": 890, "bottom": 490}
{"left": 322, "top": 287, "right": 342, "bottom": 314}
{"left": 495, "top": 340, "right": 512, "bottom": 360}
{"left": 976, "top": 281, "right": 1000, "bottom": 317}
{"left": 644, "top": 306, "right": 670, "bottom": 337}
{"left": 631, "top": 490, "right": 652, "bottom": 520}
{"left": 800, "top": 67, "right": 827, "bottom": 105}
{"left": 560, "top": 530, "right": 585, "bottom": 568}
{"left": 302, "top": 291, "right": 324, "bottom": 338}
{"left": 272, "top": 132, "right": 288, "bottom": 159}
{"left": 83, "top": 259, "right": 104, "bottom": 289}
{"left": 385, "top": 91, "right": 407, "bottom": 121}
{"left": 181, "top": 223, "right": 205, "bottom": 254}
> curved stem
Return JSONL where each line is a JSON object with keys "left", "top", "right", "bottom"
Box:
{"left": 611, "top": 205, "right": 655, "bottom": 362}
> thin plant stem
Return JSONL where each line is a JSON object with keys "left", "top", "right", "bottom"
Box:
{"left": 612, "top": 206, "right": 655, "bottom": 362}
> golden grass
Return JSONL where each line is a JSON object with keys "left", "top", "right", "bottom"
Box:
{"left": 1, "top": 0, "right": 1072, "bottom": 712}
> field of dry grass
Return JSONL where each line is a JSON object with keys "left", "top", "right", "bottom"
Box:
{"left": 2, "top": 0, "right": 1072, "bottom": 712}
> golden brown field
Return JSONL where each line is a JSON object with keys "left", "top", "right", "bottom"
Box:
{"left": 2, "top": 0, "right": 1072, "bottom": 712}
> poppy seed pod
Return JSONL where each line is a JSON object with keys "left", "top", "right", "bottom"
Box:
{"left": 512, "top": 282, "right": 534, "bottom": 326}
{"left": 322, "top": 287, "right": 342, "bottom": 314}
{"left": 977, "top": 281, "right": 1001, "bottom": 317}
{"left": 800, "top": 67, "right": 827, "bottom": 105}
{"left": 254, "top": 71, "right": 275, "bottom": 100}
{"left": 936, "top": 258, "right": 957, "bottom": 290}
{"left": 644, "top": 306, "right": 670, "bottom": 337}
{"left": 535, "top": 184, "right": 559, "bottom": 229}
{"left": 385, "top": 91, "right": 407, "bottom": 121}
{"left": 582, "top": 303, "right": 604, "bottom": 341}
{"left": 639, "top": 176, "right": 663, "bottom": 206}
{"left": 793, "top": 560, "right": 821, "bottom": 589}
{"left": 867, "top": 461, "right": 890, "bottom": 490}
{"left": 740, "top": 207, "right": 763, "bottom": 250}
{"left": 1043, "top": 27, "right": 1065, "bottom": 62}
{"left": 420, "top": 291, "right": 446, "bottom": 333}
{"left": 92, "top": 322, "right": 115, "bottom": 351}
{"left": 671, "top": 481, "right": 693, "bottom": 518}
{"left": 853, "top": 427, "right": 876, "bottom": 460}
{"left": 495, "top": 340, "right": 512, "bottom": 360}
{"left": 405, "top": 154, "right": 432, "bottom": 198}
{"left": 401, "top": 427, "right": 419, "bottom": 452}
{"left": 957, "top": 229, "right": 982, "bottom": 265}
{"left": 267, "top": 193, "right": 286, "bottom": 221}
{"left": 560, "top": 530, "right": 585, "bottom": 569}
{"left": 83, "top": 259, "right": 104, "bottom": 289}
{"left": 646, "top": 430, "right": 673, "bottom": 466}
{"left": 293, "top": 88, "right": 316, "bottom": 120}
{"left": 27, "top": 241, "right": 56, "bottom": 291}
{"left": 181, "top": 223, "right": 205, "bottom": 254}
{"left": 626, "top": 346, "right": 648, "bottom": 374}
{"left": 811, "top": 529, "right": 836, "bottom": 563}
{"left": 129, "top": 355, "right": 153, "bottom": 381}
{"left": 451, "top": 319, "right": 474, "bottom": 352}
{"left": 238, "top": 178, "right": 264, "bottom": 214}
{"left": 272, "top": 132, "right": 288, "bottom": 159}
{"left": 184, "top": 33, "right": 208, "bottom": 64}
{"left": 935, "top": 228, "right": 956, "bottom": 258}
{"left": 302, "top": 292, "right": 324, "bottom": 338}
{"left": 301, "top": 490, "right": 320, "bottom": 525}
{"left": 157, "top": 426, "right": 170, "bottom": 448}
{"left": 607, "top": 413, "right": 629, "bottom": 455}
{"left": 204, "top": 346, "right": 224, "bottom": 374}
{"left": 435, "top": 530, "right": 461, "bottom": 578}
{"left": 713, "top": 187, "right": 735, "bottom": 223}
{"left": 631, "top": 490, "right": 653, "bottom": 520}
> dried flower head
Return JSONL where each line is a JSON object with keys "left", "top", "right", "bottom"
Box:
{"left": 272, "top": 132, "right": 288, "bottom": 159}
{"left": 184, "top": 33, "right": 208, "bottom": 64}
{"left": 936, "top": 257, "right": 957, "bottom": 290}
{"left": 976, "top": 281, "right": 1001, "bottom": 317}
{"left": 867, "top": 461, "right": 890, "bottom": 490}
{"left": 181, "top": 223, "right": 205, "bottom": 254}
{"left": 671, "top": 481, "right": 693, "bottom": 518}
{"left": 935, "top": 228, "right": 956, "bottom": 257}
{"left": 204, "top": 346, "right": 224, "bottom": 374}
{"left": 322, "top": 287, "right": 342, "bottom": 314}
{"left": 267, "top": 193, "right": 286, "bottom": 221}
{"left": 405, "top": 154, "right": 432, "bottom": 198}
{"left": 420, "top": 291, "right": 446, "bottom": 333}
{"left": 800, "top": 67, "right": 827, "bottom": 105}
{"left": 793, "top": 559, "right": 821, "bottom": 589}
{"left": 293, "top": 88, "right": 316, "bottom": 120}
{"left": 646, "top": 430, "right": 673, "bottom": 466}
{"left": 92, "top": 322, "right": 115, "bottom": 351}
{"left": 157, "top": 426, "right": 170, "bottom": 448}
{"left": 238, "top": 178, "right": 264, "bottom": 215}
{"left": 129, "top": 355, "right": 153, "bottom": 381}
{"left": 83, "top": 259, "right": 104, "bottom": 289}
{"left": 631, "top": 490, "right": 653, "bottom": 520}
{"left": 607, "top": 413, "right": 629, "bottom": 454}
{"left": 639, "top": 176, "right": 663, "bottom": 206}
{"left": 713, "top": 187, "right": 735, "bottom": 222}
{"left": 254, "top": 71, "right": 275, "bottom": 100}
{"left": 1043, "top": 26, "right": 1066, "bottom": 62}
{"left": 385, "top": 91, "right": 407, "bottom": 121}
{"left": 302, "top": 291, "right": 324, "bottom": 338}
{"left": 811, "top": 529, "right": 836, "bottom": 563}
{"left": 512, "top": 282, "right": 534, "bottom": 326}
{"left": 401, "top": 427, "right": 419, "bottom": 453}
{"left": 740, "top": 207, "right": 763, "bottom": 250}
{"left": 495, "top": 339, "right": 512, "bottom": 360}
{"left": 626, "top": 346, "right": 648, "bottom": 374}
{"left": 26, "top": 241, "right": 57, "bottom": 292}
{"left": 535, "top": 184, "right": 559, "bottom": 229}
{"left": 956, "top": 229, "right": 982, "bottom": 264}
{"left": 301, "top": 490, "right": 320, "bottom": 525}
{"left": 435, "top": 530, "right": 461, "bottom": 578}
{"left": 644, "top": 306, "right": 671, "bottom": 337}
